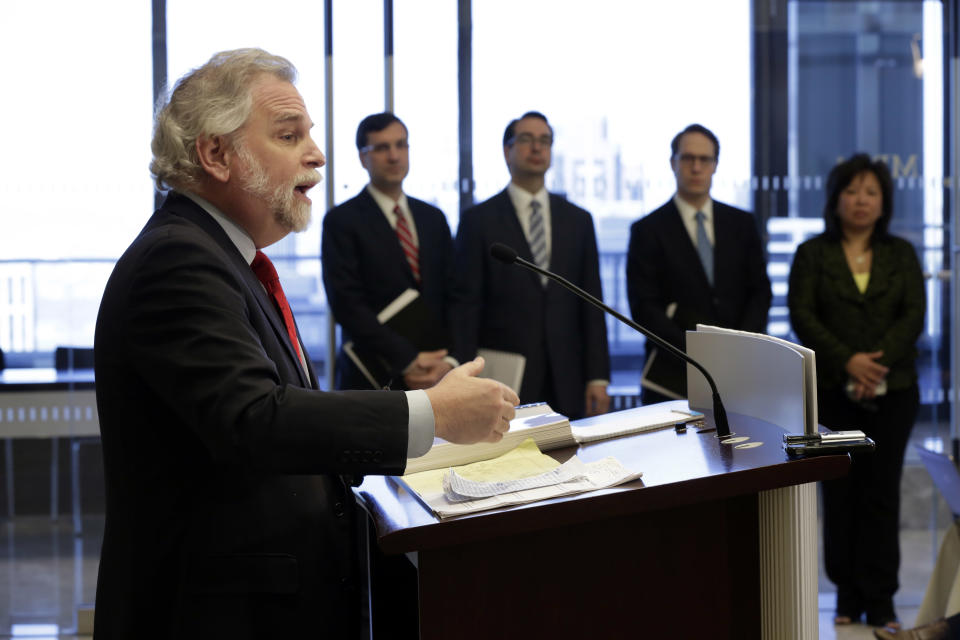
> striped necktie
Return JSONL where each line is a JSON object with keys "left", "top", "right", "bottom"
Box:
{"left": 394, "top": 205, "right": 420, "bottom": 283}
{"left": 695, "top": 211, "right": 714, "bottom": 286}
{"left": 529, "top": 200, "right": 548, "bottom": 286}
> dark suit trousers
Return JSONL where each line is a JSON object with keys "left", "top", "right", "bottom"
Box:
{"left": 819, "top": 385, "right": 918, "bottom": 620}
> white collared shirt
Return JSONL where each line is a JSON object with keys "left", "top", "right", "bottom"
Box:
{"left": 179, "top": 190, "right": 437, "bottom": 460}
{"left": 508, "top": 182, "right": 551, "bottom": 264}
{"left": 673, "top": 194, "right": 714, "bottom": 248}
{"left": 366, "top": 184, "right": 419, "bottom": 248}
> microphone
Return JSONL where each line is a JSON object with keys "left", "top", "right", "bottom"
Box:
{"left": 489, "top": 242, "right": 732, "bottom": 438}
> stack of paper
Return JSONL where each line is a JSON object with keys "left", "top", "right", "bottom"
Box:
{"left": 403, "top": 403, "right": 572, "bottom": 475}
{"left": 404, "top": 402, "right": 702, "bottom": 475}
{"left": 401, "top": 438, "right": 643, "bottom": 518}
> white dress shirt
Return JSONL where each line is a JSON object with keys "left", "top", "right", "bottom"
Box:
{"left": 673, "top": 194, "right": 715, "bottom": 248}
{"left": 366, "top": 184, "right": 419, "bottom": 248}
{"left": 508, "top": 182, "right": 551, "bottom": 265}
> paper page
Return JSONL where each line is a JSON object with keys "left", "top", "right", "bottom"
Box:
{"left": 695, "top": 324, "right": 818, "bottom": 434}
{"left": 429, "top": 457, "right": 642, "bottom": 518}
{"left": 377, "top": 288, "right": 420, "bottom": 323}
{"left": 571, "top": 408, "right": 699, "bottom": 443}
{"left": 399, "top": 439, "right": 643, "bottom": 519}
{"left": 477, "top": 348, "right": 526, "bottom": 393}
{"left": 686, "top": 326, "right": 806, "bottom": 434}
{"left": 443, "top": 456, "right": 590, "bottom": 501}
{"left": 402, "top": 438, "right": 561, "bottom": 496}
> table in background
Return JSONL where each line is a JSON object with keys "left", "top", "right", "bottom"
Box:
{"left": 0, "top": 368, "right": 98, "bottom": 527}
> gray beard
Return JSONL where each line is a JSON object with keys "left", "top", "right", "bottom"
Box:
{"left": 235, "top": 144, "right": 314, "bottom": 233}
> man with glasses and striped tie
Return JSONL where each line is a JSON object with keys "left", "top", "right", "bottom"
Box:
{"left": 323, "top": 112, "right": 459, "bottom": 391}
{"left": 626, "top": 123, "right": 772, "bottom": 405}
{"left": 454, "top": 111, "right": 611, "bottom": 420}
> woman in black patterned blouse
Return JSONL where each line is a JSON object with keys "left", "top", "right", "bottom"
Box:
{"left": 788, "top": 153, "right": 925, "bottom": 630}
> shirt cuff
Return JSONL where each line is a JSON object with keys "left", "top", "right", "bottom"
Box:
{"left": 404, "top": 389, "right": 435, "bottom": 458}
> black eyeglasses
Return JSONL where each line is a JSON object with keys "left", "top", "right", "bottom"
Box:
{"left": 360, "top": 140, "right": 409, "bottom": 154}
{"left": 676, "top": 153, "right": 716, "bottom": 167}
{"left": 510, "top": 133, "right": 553, "bottom": 148}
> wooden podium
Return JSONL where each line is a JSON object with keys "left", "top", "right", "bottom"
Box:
{"left": 356, "top": 406, "right": 849, "bottom": 639}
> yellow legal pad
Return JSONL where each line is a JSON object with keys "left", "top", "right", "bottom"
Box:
{"left": 402, "top": 437, "right": 559, "bottom": 497}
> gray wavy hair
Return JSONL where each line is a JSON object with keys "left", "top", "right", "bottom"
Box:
{"left": 150, "top": 48, "right": 297, "bottom": 192}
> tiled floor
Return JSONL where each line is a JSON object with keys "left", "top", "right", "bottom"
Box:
{"left": 816, "top": 528, "right": 944, "bottom": 640}
{"left": 0, "top": 484, "right": 951, "bottom": 639}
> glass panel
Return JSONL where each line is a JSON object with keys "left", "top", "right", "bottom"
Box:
{"left": 777, "top": 0, "right": 948, "bottom": 614}
{"left": 783, "top": 0, "right": 945, "bottom": 422}
{"left": 394, "top": 0, "right": 460, "bottom": 227}
{"left": 167, "top": 0, "right": 329, "bottom": 381}
{"left": 330, "top": 0, "right": 384, "bottom": 204}
{"left": 0, "top": 1, "right": 151, "bottom": 359}
{"left": 472, "top": 0, "right": 752, "bottom": 390}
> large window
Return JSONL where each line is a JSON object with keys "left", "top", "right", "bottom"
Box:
{"left": 0, "top": 2, "right": 152, "bottom": 354}
{"left": 472, "top": 0, "right": 752, "bottom": 383}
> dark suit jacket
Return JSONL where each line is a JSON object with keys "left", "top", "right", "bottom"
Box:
{"left": 787, "top": 233, "right": 924, "bottom": 391}
{"left": 626, "top": 198, "right": 772, "bottom": 397}
{"left": 93, "top": 193, "right": 409, "bottom": 639}
{"left": 322, "top": 188, "right": 457, "bottom": 389}
{"left": 453, "top": 188, "right": 610, "bottom": 419}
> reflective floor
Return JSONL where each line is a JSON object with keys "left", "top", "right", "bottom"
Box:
{"left": 0, "top": 515, "right": 99, "bottom": 638}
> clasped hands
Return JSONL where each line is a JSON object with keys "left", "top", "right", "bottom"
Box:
{"left": 403, "top": 349, "right": 454, "bottom": 389}
{"left": 845, "top": 350, "right": 889, "bottom": 401}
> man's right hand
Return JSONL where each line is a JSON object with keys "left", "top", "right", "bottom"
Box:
{"left": 425, "top": 357, "right": 519, "bottom": 444}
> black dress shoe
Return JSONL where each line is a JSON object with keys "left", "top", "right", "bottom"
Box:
{"left": 873, "top": 618, "right": 950, "bottom": 640}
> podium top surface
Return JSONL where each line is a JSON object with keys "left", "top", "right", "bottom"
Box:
{"left": 357, "top": 404, "right": 849, "bottom": 554}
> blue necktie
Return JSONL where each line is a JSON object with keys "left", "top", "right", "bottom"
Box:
{"left": 529, "top": 201, "right": 548, "bottom": 286}
{"left": 695, "top": 211, "right": 714, "bottom": 286}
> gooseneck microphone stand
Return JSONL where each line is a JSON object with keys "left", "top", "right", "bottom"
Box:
{"left": 489, "top": 242, "right": 732, "bottom": 439}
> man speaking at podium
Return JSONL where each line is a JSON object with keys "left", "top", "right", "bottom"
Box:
{"left": 92, "top": 49, "right": 517, "bottom": 639}
{"left": 627, "top": 124, "right": 771, "bottom": 404}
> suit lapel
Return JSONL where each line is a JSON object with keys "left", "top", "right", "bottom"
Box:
{"left": 821, "top": 240, "right": 863, "bottom": 302}
{"left": 164, "top": 195, "right": 313, "bottom": 388}
{"left": 711, "top": 204, "right": 732, "bottom": 289}
{"left": 548, "top": 195, "right": 570, "bottom": 276}
{"left": 664, "top": 201, "right": 709, "bottom": 287}
{"left": 863, "top": 239, "right": 894, "bottom": 299}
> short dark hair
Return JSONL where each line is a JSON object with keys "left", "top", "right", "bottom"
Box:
{"left": 670, "top": 124, "right": 720, "bottom": 160}
{"left": 822, "top": 153, "right": 894, "bottom": 243}
{"left": 356, "top": 112, "right": 407, "bottom": 150}
{"left": 503, "top": 111, "right": 553, "bottom": 147}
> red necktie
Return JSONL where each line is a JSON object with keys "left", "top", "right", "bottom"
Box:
{"left": 393, "top": 205, "right": 420, "bottom": 282}
{"left": 251, "top": 250, "right": 303, "bottom": 361}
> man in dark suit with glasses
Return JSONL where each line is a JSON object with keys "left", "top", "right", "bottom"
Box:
{"left": 454, "top": 111, "right": 610, "bottom": 420}
{"left": 626, "top": 123, "right": 772, "bottom": 404}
